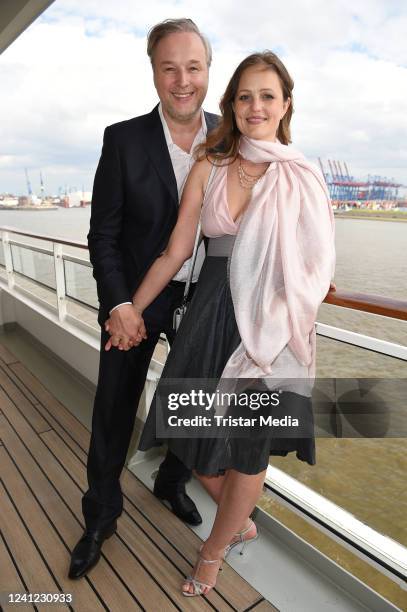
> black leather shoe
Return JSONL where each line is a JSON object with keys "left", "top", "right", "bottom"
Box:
{"left": 68, "top": 521, "right": 117, "bottom": 579}
{"left": 153, "top": 479, "right": 202, "bottom": 526}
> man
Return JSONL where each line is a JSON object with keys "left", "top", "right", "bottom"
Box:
{"left": 69, "top": 18, "right": 218, "bottom": 580}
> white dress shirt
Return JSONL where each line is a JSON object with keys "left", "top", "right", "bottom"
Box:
{"left": 110, "top": 104, "right": 207, "bottom": 313}
{"left": 158, "top": 102, "right": 206, "bottom": 283}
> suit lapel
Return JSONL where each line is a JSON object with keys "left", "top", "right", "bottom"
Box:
{"left": 143, "top": 107, "right": 219, "bottom": 208}
{"left": 204, "top": 111, "right": 219, "bottom": 134}
{"left": 144, "top": 106, "right": 178, "bottom": 206}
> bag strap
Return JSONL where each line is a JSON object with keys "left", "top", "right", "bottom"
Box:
{"left": 180, "top": 163, "right": 217, "bottom": 305}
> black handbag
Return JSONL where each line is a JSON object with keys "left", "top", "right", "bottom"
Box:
{"left": 172, "top": 164, "right": 216, "bottom": 331}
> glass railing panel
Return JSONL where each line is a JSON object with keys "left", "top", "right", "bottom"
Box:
{"left": 11, "top": 244, "right": 55, "bottom": 289}
{"left": 66, "top": 300, "right": 99, "bottom": 330}
{"left": 258, "top": 489, "right": 406, "bottom": 609}
{"left": 270, "top": 335, "right": 407, "bottom": 543}
{"left": 316, "top": 329, "right": 407, "bottom": 378}
{"left": 0, "top": 240, "right": 6, "bottom": 280}
{"left": 0, "top": 241, "right": 5, "bottom": 267}
{"left": 318, "top": 302, "right": 407, "bottom": 347}
{"left": 11, "top": 274, "right": 57, "bottom": 308}
{"left": 267, "top": 429, "right": 406, "bottom": 545}
{"left": 334, "top": 217, "right": 406, "bottom": 301}
{"left": 258, "top": 332, "right": 406, "bottom": 608}
{"left": 63, "top": 259, "right": 98, "bottom": 309}
{"left": 63, "top": 258, "right": 99, "bottom": 330}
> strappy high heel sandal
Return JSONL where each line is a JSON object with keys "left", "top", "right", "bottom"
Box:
{"left": 182, "top": 554, "right": 223, "bottom": 597}
{"left": 225, "top": 519, "right": 259, "bottom": 557}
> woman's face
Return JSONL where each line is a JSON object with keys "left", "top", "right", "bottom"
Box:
{"left": 233, "top": 65, "right": 290, "bottom": 142}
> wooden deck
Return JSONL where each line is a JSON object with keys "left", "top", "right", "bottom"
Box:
{"left": 0, "top": 342, "right": 278, "bottom": 612}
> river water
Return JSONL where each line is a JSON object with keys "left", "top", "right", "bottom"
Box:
{"left": 0, "top": 208, "right": 406, "bottom": 606}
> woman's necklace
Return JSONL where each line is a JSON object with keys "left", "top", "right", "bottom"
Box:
{"left": 238, "top": 157, "right": 268, "bottom": 190}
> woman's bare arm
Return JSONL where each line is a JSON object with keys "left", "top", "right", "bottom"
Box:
{"left": 131, "top": 158, "right": 212, "bottom": 313}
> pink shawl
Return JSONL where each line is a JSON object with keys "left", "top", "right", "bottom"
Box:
{"left": 220, "top": 136, "right": 335, "bottom": 381}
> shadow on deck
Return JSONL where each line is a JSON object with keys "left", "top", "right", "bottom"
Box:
{"left": 0, "top": 342, "right": 277, "bottom": 611}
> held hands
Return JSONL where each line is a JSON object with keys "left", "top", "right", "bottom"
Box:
{"left": 103, "top": 280, "right": 337, "bottom": 351}
{"left": 104, "top": 304, "right": 147, "bottom": 351}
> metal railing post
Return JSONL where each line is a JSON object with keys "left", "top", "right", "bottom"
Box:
{"left": 2, "top": 231, "right": 15, "bottom": 290}
{"left": 53, "top": 243, "right": 67, "bottom": 321}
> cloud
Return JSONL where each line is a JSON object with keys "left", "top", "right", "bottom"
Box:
{"left": 0, "top": 0, "right": 406, "bottom": 194}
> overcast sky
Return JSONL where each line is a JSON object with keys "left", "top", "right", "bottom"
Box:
{"left": 1, "top": 0, "right": 406, "bottom": 195}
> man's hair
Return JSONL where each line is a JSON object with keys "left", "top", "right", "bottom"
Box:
{"left": 147, "top": 18, "right": 212, "bottom": 67}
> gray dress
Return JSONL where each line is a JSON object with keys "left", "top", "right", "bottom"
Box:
{"left": 138, "top": 235, "right": 316, "bottom": 475}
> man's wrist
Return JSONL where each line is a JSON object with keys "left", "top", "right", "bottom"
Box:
{"left": 109, "top": 302, "right": 132, "bottom": 315}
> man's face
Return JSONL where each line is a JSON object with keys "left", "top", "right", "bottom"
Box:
{"left": 153, "top": 32, "right": 209, "bottom": 123}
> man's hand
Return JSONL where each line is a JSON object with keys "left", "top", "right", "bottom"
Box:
{"left": 104, "top": 305, "right": 147, "bottom": 351}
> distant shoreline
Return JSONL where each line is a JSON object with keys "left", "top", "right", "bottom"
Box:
{"left": 334, "top": 211, "right": 407, "bottom": 223}
{"left": 0, "top": 206, "right": 59, "bottom": 211}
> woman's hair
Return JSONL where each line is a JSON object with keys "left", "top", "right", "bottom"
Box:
{"left": 196, "top": 51, "right": 294, "bottom": 163}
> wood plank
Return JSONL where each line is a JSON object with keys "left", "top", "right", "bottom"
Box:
{"left": 121, "top": 470, "right": 263, "bottom": 611}
{"left": 0, "top": 343, "right": 19, "bottom": 365}
{"left": 0, "top": 534, "right": 35, "bottom": 612}
{"left": 0, "top": 420, "right": 138, "bottom": 612}
{"left": 0, "top": 412, "right": 145, "bottom": 612}
{"left": 16, "top": 383, "right": 89, "bottom": 463}
{"left": 0, "top": 409, "right": 174, "bottom": 611}
{"left": 7, "top": 362, "right": 199, "bottom": 568}
{"left": 11, "top": 360, "right": 264, "bottom": 610}
{"left": 8, "top": 360, "right": 265, "bottom": 610}
{"left": 17, "top": 361, "right": 260, "bottom": 610}
{"left": 0, "top": 480, "right": 66, "bottom": 612}
{"left": 0, "top": 443, "right": 106, "bottom": 612}
{"left": 10, "top": 361, "right": 90, "bottom": 449}
{"left": 0, "top": 366, "right": 50, "bottom": 434}
{"left": 0, "top": 359, "right": 38, "bottom": 405}
{"left": 250, "top": 599, "right": 280, "bottom": 611}
{"left": 41, "top": 429, "right": 231, "bottom": 612}
{"left": 0, "top": 415, "right": 140, "bottom": 611}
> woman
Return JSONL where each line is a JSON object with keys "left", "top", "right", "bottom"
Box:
{"left": 107, "top": 51, "right": 335, "bottom": 596}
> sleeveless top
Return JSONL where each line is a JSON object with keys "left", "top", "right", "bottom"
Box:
{"left": 201, "top": 164, "right": 241, "bottom": 237}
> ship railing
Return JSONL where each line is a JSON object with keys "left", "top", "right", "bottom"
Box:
{"left": 0, "top": 226, "right": 406, "bottom": 589}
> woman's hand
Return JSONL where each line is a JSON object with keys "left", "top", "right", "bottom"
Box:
{"left": 104, "top": 309, "right": 147, "bottom": 351}
{"left": 324, "top": 281, "right": 337, "bottom": 301}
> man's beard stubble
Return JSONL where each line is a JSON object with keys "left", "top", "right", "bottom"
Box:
{"left": 165, "top": 93, "right": 206, "bottom": 124}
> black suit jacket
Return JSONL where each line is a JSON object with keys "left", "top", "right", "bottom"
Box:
{"left": 88, "top": 105, "right": 218, "bottom": 324}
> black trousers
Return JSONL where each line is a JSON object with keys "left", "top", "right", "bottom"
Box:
{"left": 82, "top": 282, "right": 191, "bottom": 531}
